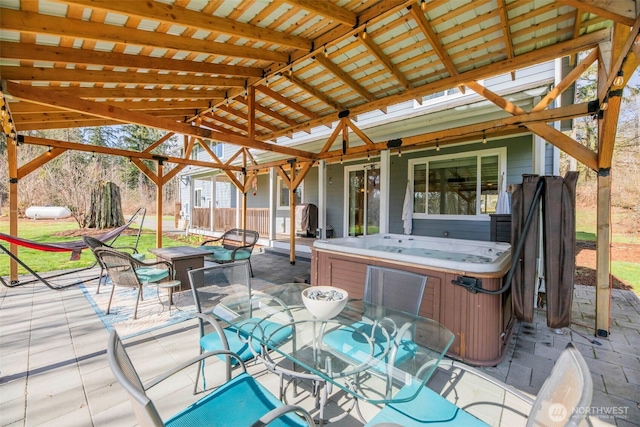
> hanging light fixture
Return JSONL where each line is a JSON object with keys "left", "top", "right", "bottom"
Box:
{"left": 482, "top": 131, "right": 487, "bottom": 144}
{"left": 436, "top": 141, "right": 440, "bottom": 151}
{"left": 324, "top": 45, "right": 328, "bottom": 58}
{"left": 362, "top": 23, "right": 368, "bottom": 40}
{"left": 600, "top": 96, "right": 609, "bottom": 111}
{"left": 421, "top": 0, "right": 426, "bottom": 11}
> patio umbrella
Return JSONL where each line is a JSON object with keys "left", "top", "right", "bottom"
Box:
{"left": 402, "top": 181, "right": 413, "bottom": 235}
{"left": 496, "top": 173, "right": 511, "bottom": 214}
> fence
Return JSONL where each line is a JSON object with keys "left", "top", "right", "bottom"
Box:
{"left": 190, "top": 207, "right": 269, "bottom": 236}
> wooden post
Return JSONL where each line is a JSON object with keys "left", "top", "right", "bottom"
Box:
{"left": 290, "top": 163, "right": 296, "bottom": 265}
{"left": 595, "top": 170, "right": 612, "bottom": 337}
{"left": 8, "top": 138, "right": 18, "bottom": 283}
{"left": 156, "top": 160, "right": 163, "bottom": 249}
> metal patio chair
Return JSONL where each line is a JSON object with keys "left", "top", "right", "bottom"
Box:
{"left": 93, "top": 247, "right": 174, "bottom": 320}
{"left": 83, "top": 235, "right": 145, "bottom": 294}
{"left": 107, "top": 330, "right": 314, "bottom": 427}
{"left": 366, "top": 342, "right": 593, "bottom": 426}
{"left": 188, "top": 260, "right": 294, "bottom": 393}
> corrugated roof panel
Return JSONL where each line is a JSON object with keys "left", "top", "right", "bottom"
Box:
{"left": 94, "top": 41, "right": 116, "bottom": 52}
{"left": 0, "top": 59, "right": 18, "bottom": 66}
{"left": 104, "top": 12, "right": 128, "bottom": 27}
{"left": 191, "top": 29, "right": 210, "bottom": 40}
{"left": 184, "top": 0, "right": 208, "bottom": 13}
{"left": 137, "top": 19, "right": 159, "bottom": 32}
{"left": 150, "top": 48, "right": 170, "bottom": 57}
{"left": 166, "top": 24, "right": 188, "bottom": 36}
{"left": 39, "top": 0, "right": 67, "bottom": 17}
{"left": 35, "top": 34, "right": 61, "bottom": 46}
{"left": 123, "top": 46, "right": 143, "bottom": 55}
{"left": 0, "top": 30, "right": 21, "bottom": 42}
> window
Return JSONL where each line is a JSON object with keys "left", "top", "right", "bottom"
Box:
{"left": 410, "top": 148, "right": 506, "bottom": 219}
{"left": 194, "top": 189, "right": 202, "bottom": 207}
{"left": 414, "top": 80, "right": 483, "bottom": 109}
{"left": 277, "top": 178, "right": 302, "bottom": 209}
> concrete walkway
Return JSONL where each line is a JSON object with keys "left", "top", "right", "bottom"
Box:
{"left": 1, "top": 252, "right": 638, "bottom": 426}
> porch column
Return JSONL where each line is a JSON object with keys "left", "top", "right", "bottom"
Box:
{"left": 317, "top": 160, "right": 327, "bottom": 239}
{"left": 269, "top": 168, "right": 277, "bottom": 242}
{"left": 156, "top": 160, "right": 163, "bottom": 248}
{"left": 595, "top": 172, "right": 612, "bottom": 338}
{"left": 379, "top": 150, "right": 390, "bottom": 234}
{"left": 209, "top": 175, "right": 215, "bottom": 232}
{"left": 8, "top": 139, "right": 18, "bottom": 282}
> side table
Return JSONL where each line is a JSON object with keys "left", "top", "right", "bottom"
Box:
{"left": 156, "top": 280, "right": 181, "bottom": 315}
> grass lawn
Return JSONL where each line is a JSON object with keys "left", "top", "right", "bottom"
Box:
{"left": 0, "top": 219, "right": 189, "bottom": 276}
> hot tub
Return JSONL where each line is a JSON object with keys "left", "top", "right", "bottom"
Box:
{"left": 311, "top": 233, "right": 514, "bottom": 366}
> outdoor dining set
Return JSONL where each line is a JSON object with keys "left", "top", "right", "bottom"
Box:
{"left": 93, "top": 240, "right": 592, "bottom": 427}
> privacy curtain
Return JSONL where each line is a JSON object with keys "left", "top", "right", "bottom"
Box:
{"left": 511, "top": 172, "right": 578, "bottom": 328}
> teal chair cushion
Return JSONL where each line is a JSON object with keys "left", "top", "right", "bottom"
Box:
{"left": 135, "top": 267, "right": 169, "bottom": 283}
{"left": 165, "top": 372, "right": 307, "bottom": 427}
{"left": 323, "top": 320, "right": 418, "bottom": 373}
{"left": 365, "top": 382, "right": 490, "bottom": 426}
{"left": 201, "top": 245, "right": 226, "bottom": 253}
{"left": 208, "top": 248, "right": 251, "bottom": 262}
{"left": 131, "top": 253, "right": 145, "bottom": 261}
{"left": 200, "top": 318, "right": 293, "bottom": 363}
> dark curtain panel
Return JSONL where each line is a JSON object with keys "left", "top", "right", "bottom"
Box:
{"left": 511, "top": 172, "right": 579, "bottom": 327}
{"left": 543, "top": 172, "right": 579, "bottom": 328}
{"left": 511, "top": 174, "right": 540, "bottom": 323}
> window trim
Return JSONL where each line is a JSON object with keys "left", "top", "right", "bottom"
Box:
{"left": 276, "top": 177, "right": 303, "bottom": 210}
{"left": 408, "top": 147, "right": 507, "bottom": 221}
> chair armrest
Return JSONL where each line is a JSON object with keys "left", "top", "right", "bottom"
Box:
{"left": 144, "top": 348, "right": 248, "bottom": 390}
{"left": 252, "top": 404, "right": 315, "bottom": 427}
{"left": 192, "top": 312, "right": 232, "bottom": 352}
{"left": 201, "top": 235, "right": 225, "bottom": 246}
{"left": 110, "top": 245, "right": 139, "bottom": 254}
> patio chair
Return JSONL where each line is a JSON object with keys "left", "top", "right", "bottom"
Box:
{"left": 366, "top": 342, "right": 593, "bottom": 426}
{"left": 200, "top": 229, "right": 259, "bottom": 276}
{"left": 83, "top": 235, "right": 145, "bottom": 294}
{"left": 93, "top": 247, "right": 174, "bottom": 320}
{"left": 107, "top": 330, "right": 314, "bottom": 427}
{"left": 188, "top": 260, "right": 294, "bottom": 392}
{"left": 323, "top": 265, "right": 428, "bottom": 369}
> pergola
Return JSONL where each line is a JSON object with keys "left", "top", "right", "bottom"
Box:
{"left": 0, "top": 0, "right": 638, "bottom": 337}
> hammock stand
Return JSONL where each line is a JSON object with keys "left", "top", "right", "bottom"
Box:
{"left": 0, "top": 207, "right": 146, "bottom": 290}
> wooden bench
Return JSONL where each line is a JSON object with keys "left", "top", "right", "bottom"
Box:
{"left": 200, "top": 229, "right": 259, "bottom": 276}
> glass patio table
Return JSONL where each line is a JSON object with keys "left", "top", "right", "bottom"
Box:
{"left": 211, "top": 283, "right": 455, "bottom": 405}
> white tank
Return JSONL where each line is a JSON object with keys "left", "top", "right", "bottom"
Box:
{"left": 25, "top": 206, "right": 72, "bottom": 220}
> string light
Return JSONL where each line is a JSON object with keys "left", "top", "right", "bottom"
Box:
{"left": 367, "top": 151, "right": 370, "bottom": 161}
{"left": 482, "top": 131, "right": 487, "bottom": 144}
{"left": 398, "top": 148, "right": 402, "bottom": 157}
{"left": 362, "top": 24, "right": 367, "bottom": 40}
{"left": 613, "top": 70, "right": 624, "bottom": 86}
{"left": 421, "top": 0, "right": 426, "bottom": 11}
{"left": 600, "top": 96, "right": 609, "bottom": 111}
{"left": 436, "top": 141, "right": 440, "bottom": 151}
{"left": 324, "top": 45, "right": 328, "bottom": 58}
{"left": 340, "top": 155, "right": 343, "bottom": 164}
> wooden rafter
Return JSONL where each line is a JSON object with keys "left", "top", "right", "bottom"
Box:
{"left": 283, "top": 73, "right": 344, "bottom": 112}
{"left": 286, "top": 0, "right": 357, "bottom": 27}
{"left": 17, "top": 148, "right": 67, "bottom": 180}
{"left": 256, "top": 85, "right": 321, "bottom": 120}
{"left": 556, "top": 0, "right": 636, "bottom": 26}
{"left": 314, "top": 54, "right": 376, "bottom": 102}
{"left": 3, "top": 81, "right": 315, "bottom": 160}
{"left": 0, "top": 9, "right": 289, "bottom": 63}
{"left": 0, "top": 42, "right": 263, "bottom": 78}
{"left": 360, "top": 34, "right": 413, "bottom": 90}
{"left": 345, "top": 119, "right": 375, "bottom": 147}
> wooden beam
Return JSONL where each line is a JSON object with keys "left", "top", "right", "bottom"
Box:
{"left": 4, "top": 82, "right": 316, "bottom": 160}
{"left": 17, "top": 147, "right": 67, "bottom": 179}
{"left": 0, "top": 67, "right": 246, "bottom": 87}
{"left": 345, "top": 119, "right": 376, "bottom": 147}
{"left": 0, "top": 42, "right": 264, "bottom": 78}
{"left": 531, "top": 47, "right": 599, "bottom": 112}
{"left": 11, "top": 85, "right": 226, "bottom": 101}
{"left": 0, "top": 8, "right": 288, "bottom": 63}
{"left": 263, "top": 28, "right": 611, "bottom": 140}
{"left": 256, "top": 85, "right": 321, "bottom": 119}
{"left": 64, "top": 0, "right": 311, "bottom": 51}
{"left": 314, "top": 53, "right": 376, "bottom": 102}
{"left": 556, "top": 0, "right": 636, "bottom": 26}
{"left": 409, "top": 3, "right": 458, "bottom": 77}
{"left": 283, "top": 73, "right": 343, "bottom": 111}
{"left": 20, "top": 135, "right": 243, "bottom": 171}
{"left": 286, "top": 0, "right": 356, "bottom": 26}
{"left": 497, "top": 0, "right": 516, "bottom": 63}
{"left": 361, "top": 34, "right": 413, "bottom": 90}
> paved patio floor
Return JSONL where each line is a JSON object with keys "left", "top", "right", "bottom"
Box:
{"left": 1, "top": 250, "right": 638, "bottom": 426}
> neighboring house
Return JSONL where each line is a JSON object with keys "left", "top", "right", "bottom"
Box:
{"left": 179, "top": 60, "right": 569, "bottom": 250}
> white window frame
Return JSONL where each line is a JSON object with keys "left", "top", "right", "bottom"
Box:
{"left": 276, "top": 177, "right": 303, "bottom": 210}
{"left": 408, "top": 147, "right": 506, "bottom": 221}
{"left": 413, "top": 80, "right": 484, "bottom": 109}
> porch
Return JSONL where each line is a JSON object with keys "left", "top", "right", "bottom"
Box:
{"left": 1, "top": 251, "right": 638, "bottom": 426}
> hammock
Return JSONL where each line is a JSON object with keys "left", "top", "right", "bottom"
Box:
{"left": 0, "top": 207, "right": 146, "bottom": 290}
